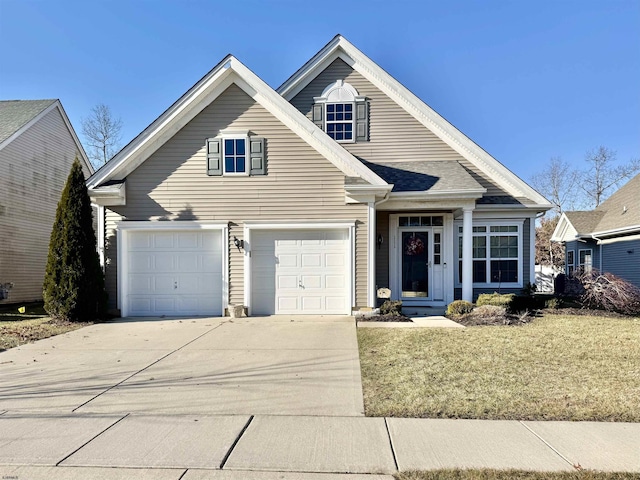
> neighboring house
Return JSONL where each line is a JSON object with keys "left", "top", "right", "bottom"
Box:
{"left": 87, "top": 35, "right": 551, "bottom": 317}
{"left": 552, "top": 173, "right": 640, "bottom": 288}
{"left": 0, "top": 99, "right": 94, "bottom": 303}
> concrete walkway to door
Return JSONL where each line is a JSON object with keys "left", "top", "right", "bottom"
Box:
{"left": 0, "top": 316, "right": 364, "bottom": 416}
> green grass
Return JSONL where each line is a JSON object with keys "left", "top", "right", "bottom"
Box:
{"left": 358, "top": 314, "right": 640, "bottom": 421}
{"left": 395, "top": 470, "right": 640, "bottom": 480}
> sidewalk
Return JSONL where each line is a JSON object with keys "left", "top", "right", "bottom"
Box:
{"left": 1, "top": 413, "right": 638, "bottom": 478}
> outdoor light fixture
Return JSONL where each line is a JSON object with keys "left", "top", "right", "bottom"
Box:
{"left": 233, "top": 236, "right": 244, "bottom": 251}
{"left": 377, "top": 234, "right": 383, "bottom": 249}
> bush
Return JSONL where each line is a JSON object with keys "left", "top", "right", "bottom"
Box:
{"left": 472, "top": 305, "right": 507, "bottom": 320}
{"left": 380, "top": 300, "right": 402, "bottom": 315}
{"left": 43, "top": 159, "right": 106, "bottom": 322}
{"left": 545, "top": 298, "right": 561, "bottom": 309}
{"left": 446, "top": 300, "right": 473, "bottom": 316}
{"left": 578, "top": 270, "right": 640, "bottom": 316}
{"left": 476, "top": 293, "right": 515, "bottom": 309}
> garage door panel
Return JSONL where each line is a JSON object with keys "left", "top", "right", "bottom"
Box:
{"left": 126, "top": 230, "right": 223, "bottom": 317}
{"left": 252, "top": 229, "right": 349, "bottom": 315}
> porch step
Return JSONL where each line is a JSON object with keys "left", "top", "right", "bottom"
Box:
{"left": 402, "top": 306, "right": 447, "bottom": 316}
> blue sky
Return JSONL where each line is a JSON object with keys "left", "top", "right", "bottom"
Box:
{"left": 1, "top": 0, "right": 638, "bottom": 182}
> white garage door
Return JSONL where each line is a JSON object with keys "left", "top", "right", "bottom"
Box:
{"left": 251, "top": 230, "right": 350, "bottom": 315}
{"left": 125, "top": 230, "right": 223, "bottom": 316}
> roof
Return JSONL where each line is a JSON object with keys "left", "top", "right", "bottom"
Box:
{"left": 358, "top": 160, "right": 484, "bottom": 194}
{"left": 0, "top": 100, "right": 56, "bottom": 145}
{"left": 0, "top": 99, "right": 93, "bottom": 174}
{"left": 564, "top": 211, "right": 606, "bottom": 235}
{"left": 278, "top": 35, "right": 552, "bottom": 210}
{"left": 87, "top": 55, "right": 388, "bottom": 191}
{"left": 592, "top": 173, "right": 640, "bottom": 233}
{"left": 552, "top": 173, "right": 640, "bottom": 242}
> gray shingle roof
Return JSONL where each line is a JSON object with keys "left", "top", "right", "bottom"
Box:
{"left": 564, "top": 211, "right": 606, "bottom": 235}
{"left": 360, "top": 160, "right": 483, "bottom": 193}
{"left": 0, "top": 100, "right": 57, "bottom": 145}
{"left": 592, "top": 173, "right": 640, "bottom": 232}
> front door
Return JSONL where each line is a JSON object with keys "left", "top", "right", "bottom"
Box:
{"left": 398, "top": 226, "right": 444, "bottom": 302}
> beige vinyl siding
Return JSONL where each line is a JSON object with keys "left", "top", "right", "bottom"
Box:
{"left": 290, "top": 58, "right": 510, "bottom": 198}
{"left": 0, "top": 108, "right": 92, "bottom": 303}
{"left": 107, "top": 84, "right": 368, "bottom": 309}
{"left": 104, "top": 209, "right": 121, "bottom": 309}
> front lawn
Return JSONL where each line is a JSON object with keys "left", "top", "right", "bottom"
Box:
{"left": 396, "top": 470, "right": 640, "bottom": 480}
{"left": 358, "top": 314, "right": 640, "bottom": 421}
{"left": 0, "top": 302, "right": 92, "bottom": 351}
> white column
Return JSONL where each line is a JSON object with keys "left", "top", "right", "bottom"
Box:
{"left": 529, "top": 218, "right": 536, "bottom": 285}
{"left": 462, "top": 207, "right": 474, "bottom": 302}
{"left": 367, "top": 202, "right": 376, "bottom": 308}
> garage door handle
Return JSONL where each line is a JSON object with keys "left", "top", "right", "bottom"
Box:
{"left": 299, "top": 281, "right": 304, "bottom": 289}
{"left": 174, "top": 281, "right": 178, "bottom": 290}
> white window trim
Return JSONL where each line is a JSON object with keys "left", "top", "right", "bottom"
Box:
{"left": 578, "top": 248, "right": 593, "bottom": 273}
{"left": 116, "top": 221, "right": 229, "bottom": 317}
{"left": 454, "top": 220, "right": 524, "bottom": 288}
{"left": 220, "top": 135, "right": 249, "bottom": 176}
{"left": 566, "top": 250, "right": 575, "bottom": 276}
{"left": 325, "top": 101, "right": 356, "bottom": 143}
{"left": 242, "top": 221, "right": 356, "bottom": 315}
{"left": 314, "top": 80, "right": 366, "bottom": 144}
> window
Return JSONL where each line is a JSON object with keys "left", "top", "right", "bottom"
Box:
{"left": 326, "top": 103, "right": 353, "bottom": 141}
{"left": 579, "top": 249, "right": 593, "bottom": 273}
{"left": 458, "top": 223, "right": 521, "bottom": 285}
{"left": 206, "top": 135, "right": 265, "bottom": 177}
{"left": 313, "top": 80, "right": 368, "bottom": 142}
{"left": 566, "top": 250, "right": 575, "bottom": 276}
{"left": 224, "top": 138, "right": 246, "bottom": 174}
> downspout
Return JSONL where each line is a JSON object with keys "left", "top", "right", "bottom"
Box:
{"left": 367, "top": 190, "right": 391, "bottom": 308}
{"left": 591, "top": 234, "right": 603, "bottom": 272}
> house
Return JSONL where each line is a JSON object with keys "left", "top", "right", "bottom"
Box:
{"left": 552, "top": 173, "right": 640, "bottom": 288}
{"left": 87, "top": 36, "right": 551, "bottom": 317}
{"left": 0, "top": 99, "right": 93, "bottom": 303}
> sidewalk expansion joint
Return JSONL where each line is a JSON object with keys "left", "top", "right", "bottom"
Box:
{"left": 519, "top": 421, "right": 575, "bottom": 468}
{"left": 384, "top": 417, "right": 399, "bottom": 472}
{"left": 71, "top": 322, "right": 227, "bottom": 412}
{"left": 55, "top": 413, "right": 129, "bottom": 466}
{"left": 220, "top": 414, "right": 254, "bottom": 469}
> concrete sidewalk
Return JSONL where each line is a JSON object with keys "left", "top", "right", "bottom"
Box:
{"left": 1, "top": 413, "right": 638, "bottom": 478}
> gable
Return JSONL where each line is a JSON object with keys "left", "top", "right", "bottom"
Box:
{"left": 291, "top": 58, "right": 516, "bottom": 199}
{"left": 120, "top": 84, "right": 356, "bottom": 220}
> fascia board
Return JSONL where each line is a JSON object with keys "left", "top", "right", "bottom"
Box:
{"left": 87, "top": 56, "right": 236, "bottom": 188}
{"left": 590, "top": 225, "right": 640, "bottom": 239}
{"left": 230, "top": 59, "right": 387, "bottom": 186}
{"left": 279, "top": 35, "right": 551, "bottom": 206}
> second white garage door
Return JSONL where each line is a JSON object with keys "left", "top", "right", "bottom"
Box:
{"left": 251, "top": 229, "right": 350, "bottom": 315}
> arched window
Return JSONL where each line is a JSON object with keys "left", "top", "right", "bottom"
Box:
{"left": 312, "top": 80, "right": 369, "bottom": 143}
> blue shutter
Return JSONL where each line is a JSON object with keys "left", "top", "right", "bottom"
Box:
{"left": 207, "top": 138, "right": 222, "bottom": 176}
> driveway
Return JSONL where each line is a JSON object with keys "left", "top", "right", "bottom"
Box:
{"left": 0, "top": 316, "right": 364, "bottom": 416}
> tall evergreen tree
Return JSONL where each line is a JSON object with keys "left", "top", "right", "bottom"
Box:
{"left": 43, "top": 158, "right": 106, "bottom": 321}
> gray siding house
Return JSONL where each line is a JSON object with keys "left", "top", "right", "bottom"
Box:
{"left": 88, "top": 36, "right": 551, "bottom": 317}
{"left": 0, "top": 100, "right": 93, "bottom": 303}
{"left": 552, "top": 173, "right": 640, "bottom": 288}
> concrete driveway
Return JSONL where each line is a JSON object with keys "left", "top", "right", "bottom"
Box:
{"left": 0, "top": 316, "right": 364, "bottom": 416}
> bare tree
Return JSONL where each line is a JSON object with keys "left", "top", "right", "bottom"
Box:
{"left": 530, "top": 157, "right": 581, "bottom": 216}
{"left": 535, "top": 216, "right": 565, "bottom": 269}
{"left": 580, "top": 146, "right": 640, "bottom": 207}
{"left": 82, "top": 104, "right": 123, "bottom": 168}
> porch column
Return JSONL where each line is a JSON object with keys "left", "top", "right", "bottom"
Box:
{"left": 462, "top": 206, "right": 474, "bottom": 302}
{"left": 368, "top": 201, "right": 376, "bottom": 308}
